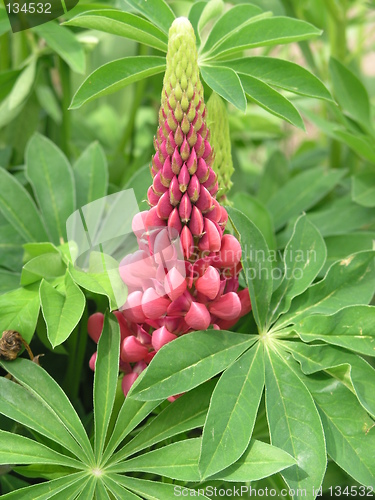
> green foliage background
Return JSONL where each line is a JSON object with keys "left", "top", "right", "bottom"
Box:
{"left": 0, "top": 0, "right": 374, "bottom": 498}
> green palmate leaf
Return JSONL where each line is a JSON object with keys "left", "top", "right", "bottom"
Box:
{"left": 26, "top": 133, "right": 75, "bottom": 245}
{"left": 122, "top": 163, "right": 150, "bottom": 207}
{"left": 0, "top": 357, "right": 93, "bottom": 463}
{"left": 329, "top": 57, "right": 373, "bottom": 131}
{"left": 34, "top": 22, "right": 85, "bottom": 74}
{"left": 112, "top": 380, "right": 215, "bottom": 463}
{"left": 0, "top": 167, "right": 48, "bottom": 242}
{"left": 0, "top": 475, "right": 28, "bottom": 495}
{"left": 103, "top": 475, "right": 142, "bottom": 499}
{"left": 207, "top": 17, "right": 321, "bottom": 60}
{"left": 79, "top": 478, "right": 97, "bottom": 499}
{"left": 70, "top": 56, "right": 166, "bottom": 109}
{"left": 106, "top": 474, "right": 209, "bottom": 500}
{"left": 296, "top": 305, "right": 375, "bottom": 357}
{"left": 226, "top": 57, "right": 332, "bottom": 101}
{"left": 73, "top": 142, "right": 108, "bottom": 208}
{"left": 0, "top": 269, "right": 20, "bottom": 293}
{"left": 200, "top": 3, "right": 263, "bottom": 55}
{"left": 64, "top": 10, "right": 168, "bottom": 52}
{"left": 200, "top": 65, "right": 247, "bottom": 112}
{"left": 21, "top": 252, "right": 66, "bottom": 286}
{"left": 198, "top": 0, "right": 224, "bottom": 35}
{"left": 239, "top": 74, "right": 305, "bottom": 129}
{"left": 40, "top": 272, "right": 85, "bottom": 347}
{"left": 109, "top": 439, "right": 201, "bottom": 481}
{"left": 266, "top": 167, "right": 347, "bottom": 231}
{"left": 200, "top": 342, "right": 264, "bottom": 478}
{"left": 334, "top": 129, "right": 375, "bottom": 163}
{"left": 257, "top": 150, "right": 289, "bottom": 203}
{"left": 94, "top": 312, "right": 120, "bottom": 460}
{"left": 227, "top": 207, "right": 273, "bottom": 333}
{"left": 210, "top": 439, "right": 296, "bottom": 482}
{"left": 131, "top": 330, "right": 257, "bottom": 400}
{"left": 277, "top": 196, "right": 375, "bottom": 248}
{"left": 12, "top": 463, "right": 73, "bottom": 481}
{"left": 0, "top": 430, "right": 83, "bottom": 468}
{"left": 102, "top": 396, "right": 161, "bottom": 463}
{"left": 94, "top": 479, "right": 111, "bottom": 500}
{"left": 352, "top": 172, "right": 375, "bottom": 208}
{"left": 56, "top": 476, "right": 91, "bottom": 499}
{"left": 275, "top": 251, "right": 375, "bottom": 330}
{"left": 301, "top": 107, "right": 375, "bottom": 162}
{"left": 35, "top": 84, "right": 62, "bottom": 124}
{"left": 68, "top": 256, "right": 127, "bottom": 312}
{"left": 0, "top": 377, "right": 88, "bottom": 463}
{"left": 0, "top": 284, "right": 40, "bottom": 343}
{"left": 283, "top": 341, "right": 375, "bottom": 418}
{"left": 0, "top": 472, "right": 88, "bottom": 500}
{"left": 23, "top": 242, "right": 59, "bottom": 262}
{"left": 323, "top": 232, "right": 375, "bottom": 275}
{"left": 8, "top": 59, "right": 36, "bottom": 110}
{"left": 0, "top": 222, "right": 24, "bottom": 271}
{"left": 188, "top": 1, "right": 206, "bottom": 45}
{"left": 278, "top": 196, "right": 375, "bottom": 249}
{"left": 124, "top": 0, "right": 175, "bottom": 34}
{"left": 305, "top": 373, "right": 375, "bottom": 488}
{"left": 0, "top": 69, "right": 21, "bottom": 101}
{"left": 265, "top": 347, "right": 326, "bottom": 499}
{"left": 231, "top": 193, "right": 276, "bottom": 250}
{"left": 0, "top": 93, "right": 26, "bottom": 129}
{"left": 268, "top": 215, "right": 326, "bottom": 324}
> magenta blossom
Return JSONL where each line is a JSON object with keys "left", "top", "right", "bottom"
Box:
{"left": 88, "top": 17, "right": 251, "bottom": 397}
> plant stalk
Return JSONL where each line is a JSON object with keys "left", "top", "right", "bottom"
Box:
{"left": 58, "top": 57, "right": 71, "bottom": 158}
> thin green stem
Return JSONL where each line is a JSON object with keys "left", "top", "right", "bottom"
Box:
{"left": 63, "top": 307, "right": 88, "bottom": 401}
{"left": 326, "top": 0, "right": 348, "bottom": 168}
{"left": 58, "top": 57, "right": 71, "bottom": 157}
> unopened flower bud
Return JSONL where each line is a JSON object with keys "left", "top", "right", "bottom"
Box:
{"left": 87, "top": 312, "right": 104, "bottom": 344}
{"left": 152, "top": 326, "right": 177, "bottom": 351}
{"left": 142, "top": 288, "right": 170, "bottom": 319}
{"left": 121, "top": 336, "right": 149, "bottom": 363}
{"left": 157, "top": 192, "right": 174, "bottom": 220}
{"left": 195, "top": 266, "right": 220, "bottom": 300}
{"left": 181, "top": 225, "right": 194, "bottom": 259}
{"left": 209, "top": 292, "right": 242, "bottom": 320}
{"left": 185, "top": 301, "right": 211, "bottom": 330}
{"left": 164, "top": 267, "right": 187, "bottom": 301}
{"left": 179, "top": 193, "right": 192, "bottom": 223}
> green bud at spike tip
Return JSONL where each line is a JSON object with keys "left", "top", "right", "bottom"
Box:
{"left": 207, "top": 92, "right": 234, "bottom": 201}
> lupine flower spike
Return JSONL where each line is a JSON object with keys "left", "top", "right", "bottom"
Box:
{"left": 87, "top": 17, "right": 251, "bottom": 397}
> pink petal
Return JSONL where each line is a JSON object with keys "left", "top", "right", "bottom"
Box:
{"left": 164, "top": 267, "right": 187, "bottom": 301}
{"left": 142, "top": 288, "right": 170, "bottom": 319}
{"left": 87, "top": 312, "right": 104, "bottom": 344}
{"left": 121, "top": 336, "right": 149, "bottom": 363}
{"left": 185, "top": 301, "right": 211, "bottom": 330}
{"left": 152, "top": 326, "right": 177, "bottom": 351}
{"left": 209, "top": 292, "right": 241, "bottom": 321}
{"left": 195, "top": 266, "right": 220, "bottom": 300}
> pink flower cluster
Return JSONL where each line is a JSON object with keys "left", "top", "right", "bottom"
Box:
{"left": 88, "top": 219, "right": 251, "bottom": 396}
{"left": 87, "top": 17, "right": 251, "bottom": 397}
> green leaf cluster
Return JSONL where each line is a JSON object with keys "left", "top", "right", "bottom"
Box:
{"left": 127, "top": 208, "right": 375, "bottom": 496}
{"left": 66, "top": 0, "right": 332, "bottom": 130}
{"left": 0, "top": 134, "right": 127, "bottom": 348}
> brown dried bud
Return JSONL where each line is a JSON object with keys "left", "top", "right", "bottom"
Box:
{"left": 0, "top": 330, "right": 23, "bottom": 361}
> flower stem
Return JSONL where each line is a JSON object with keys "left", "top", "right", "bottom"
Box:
{"left": 58, "top": 57, "right": 71, "bottom": 158}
